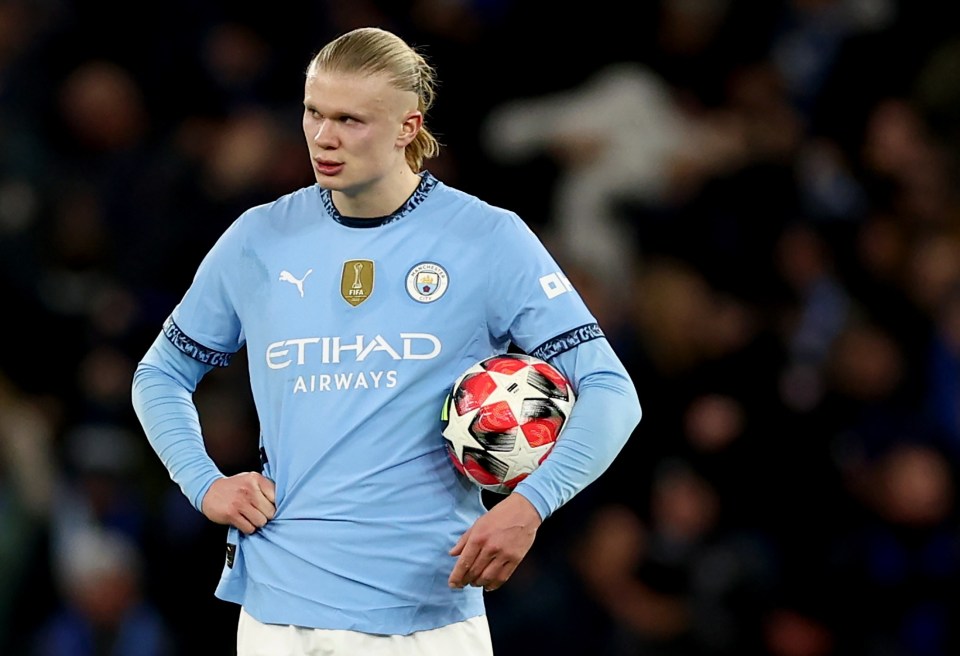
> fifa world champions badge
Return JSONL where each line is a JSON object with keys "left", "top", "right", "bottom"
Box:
{"left": 406, "top": 262, "right": 449, "bottom": 303}
{"left": 341, "top": 259, "right": 374, "bottom": 306}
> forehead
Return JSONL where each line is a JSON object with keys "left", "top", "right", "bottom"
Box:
{"left": 304, "top": 70, "right": 412, "bottom": 115}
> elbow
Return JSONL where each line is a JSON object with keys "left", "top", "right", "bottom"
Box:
{"left": 131, "top": 358, "right": 178, "bottom": 406}
{"left": 629, "top": 386, "right": 642, "bottom": 428}
{"left": 130, "top": 359, "right": 153, "bottom": 410}
{"left": 131, "top": 359, "right": 152, "bottom": 397}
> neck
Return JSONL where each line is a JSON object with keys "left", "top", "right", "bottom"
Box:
{"left": 331, "top": 167, "right": 421, "bottom": 218}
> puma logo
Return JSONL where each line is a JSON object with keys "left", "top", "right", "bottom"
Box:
{"left": 279, "top": 269, "right": 313, "bottom": 298}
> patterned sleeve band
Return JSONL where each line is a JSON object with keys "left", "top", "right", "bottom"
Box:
{"left": 529, "top": 323, "right": 605, "bottom": 362}
{"left": 162, "top": 316, "right": 234, "bottom": 367}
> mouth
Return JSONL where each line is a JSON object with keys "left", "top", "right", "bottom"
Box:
{"left": 314, "top": 159, "right": 344, "bottom": 176}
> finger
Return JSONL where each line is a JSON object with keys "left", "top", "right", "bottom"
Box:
{"left": 252, "top": 492, "right": 276, "bottom": 520}
{"left": 476, "top": 559, "right": 514, "bottom": 591}
{"left": 234, "top": 516, "right": 257, "bottom": 535}
{"left": 449, "top": 529, "right": 469, "bottom": 557}
{"left": 258, "top": 476, "right": 277, "bottom": 504}
{"left": 241, "top": 507, "right": 270, "bottom": 530}
{"left": 448, "top": 540, "right": 482, "bottom": 588}
{"left": 463, "top": 551, "right": 497, "bottom": 587}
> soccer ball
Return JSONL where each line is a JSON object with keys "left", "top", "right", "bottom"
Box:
{"left": 441, "top": 353, "right": 576, "bottom": 494}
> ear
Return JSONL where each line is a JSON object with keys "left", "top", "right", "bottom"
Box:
{"left": 397, "top": 111, "right": 423, "bottom": 148}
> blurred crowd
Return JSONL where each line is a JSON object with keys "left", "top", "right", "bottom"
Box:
{"left": 2, "top": 0, "right": 960, "bottom": 654}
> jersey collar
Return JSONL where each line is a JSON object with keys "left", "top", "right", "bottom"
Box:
{"left": 321, "top": 171, "right": 438, "bottom": 228}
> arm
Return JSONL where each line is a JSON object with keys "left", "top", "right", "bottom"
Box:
{"left": 513, "top": 336, "right": 641, "bottom": 519}
{"left": 449, "top": 337, "right": 641, "bottom": 590}
{"left": 132, "top": 332, "right": 275, "bottom": 533}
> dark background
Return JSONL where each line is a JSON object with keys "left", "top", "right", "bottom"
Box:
{"left": 3, "top": 1, "right": 960, "bottom": 654}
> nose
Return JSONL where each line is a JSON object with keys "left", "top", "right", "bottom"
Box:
{"left": 313, "top": 119, "right": 336, "bottom": 147}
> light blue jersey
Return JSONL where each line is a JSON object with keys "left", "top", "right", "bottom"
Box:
{"left": 133, "top": 172, "right": 641, "bottom": 635}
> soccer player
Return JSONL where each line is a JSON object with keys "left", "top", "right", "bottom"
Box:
{"left": 131, "top": 26, "right": 641, "bottom": 656}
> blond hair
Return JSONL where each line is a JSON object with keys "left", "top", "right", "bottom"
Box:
{"left": 306, "top": 27, "right": 440, "bottom": 172}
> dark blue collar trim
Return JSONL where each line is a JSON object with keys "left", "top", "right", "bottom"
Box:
{"left": 322, "top": 172, "right": 438, "bottom": 228}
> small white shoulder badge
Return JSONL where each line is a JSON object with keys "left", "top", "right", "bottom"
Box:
{"left": 406, "top": 262, "right": 449, "bottom": 303}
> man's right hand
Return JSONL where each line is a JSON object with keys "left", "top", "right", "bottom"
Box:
{"left": 201, "top": 472, "right": 276, "bottom": 534}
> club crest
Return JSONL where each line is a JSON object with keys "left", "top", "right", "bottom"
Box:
{"left": 341, "top": 259, "right": 374, "bottom": 306}
{"left": 406, "top": 262, "right": 449, "bottom": 303}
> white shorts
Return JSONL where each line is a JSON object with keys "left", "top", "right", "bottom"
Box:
{"left": 236, "top": 607, "right": 494, "bottom": 656}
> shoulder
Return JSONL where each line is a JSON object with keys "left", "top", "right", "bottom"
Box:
{"left": 427, "top": 177, "right": 529, "bottom": 235}
{"left": 204, "top": 186, "right": 320, "bottom": 260}
{"left": 208, "top": 185, "right": 321, "bottom": 250}
{"left": 236, "top": 185, "right": 321, "bottom": 230}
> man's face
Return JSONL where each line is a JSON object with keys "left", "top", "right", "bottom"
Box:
{"left": 302, "top": 70, "right": 419, "bottom": 197}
